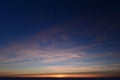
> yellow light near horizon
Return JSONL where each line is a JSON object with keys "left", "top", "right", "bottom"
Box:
{"left": 54, "top": 74, "right": 66, "bottom": 78}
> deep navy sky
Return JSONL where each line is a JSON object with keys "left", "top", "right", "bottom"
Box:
{"left": 0, "top": 0, "right": 119, "bottom": 44}
{"left": 0, "top": 0, "right": 120, "bottom": 76}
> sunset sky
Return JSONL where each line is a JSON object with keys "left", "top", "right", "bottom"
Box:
{"left": 0, "top": 0, "right": 120, "bottom": 78}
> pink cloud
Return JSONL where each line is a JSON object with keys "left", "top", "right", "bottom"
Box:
{"left": 46, "top": 66, "right": 106, "bottom": 73}
{"left": 41, "top": 53, "right": 80, "bottom": 63}
{"left": 45, "top": 64, "right": 120, "bottom": 73}
{"left": 0, "top": 42, "right": 101, "bottom": 63}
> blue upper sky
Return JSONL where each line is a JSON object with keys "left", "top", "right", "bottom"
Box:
{"left": 0, "top": 0, "right": 120, "bottom": 77}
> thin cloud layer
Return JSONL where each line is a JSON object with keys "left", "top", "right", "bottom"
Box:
{"left": 0, "top": 23, "right": 120, "bottom": 75}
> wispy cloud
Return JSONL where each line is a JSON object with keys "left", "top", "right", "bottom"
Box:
{"left": 45, "top": 65, "right": 120, "bottom": 73}
{"left": 0, "top": 38, "right": 119, "bottom": 64}
{"left": 0, "top": 25, "right": 120, "bottom": 75}
{"left": 41, "top": 53, "right": 80, "bottom": 63}
{"left": 0, "top": 26, "right": 96, "bottom": 63}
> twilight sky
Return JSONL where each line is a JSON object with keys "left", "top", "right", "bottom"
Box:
{"left": 0, "top": 0, "right": 120, "bottom": 77}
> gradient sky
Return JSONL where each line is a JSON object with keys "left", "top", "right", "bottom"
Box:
{"left": 0, "top": 0, "right": 120, "bottom": 77}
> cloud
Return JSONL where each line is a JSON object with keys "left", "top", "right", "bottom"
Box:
{"left": 0, "top": 41, "right": 95, "bottom": 64}
{"left": 41, "top": 53, "right": 80, "bottom": 63}
{"left": 0, "top": 15, "right": 119, "bottom": 77}
{"left": 0, "top": 36, "right": 119, "bottom": 66}
{"left": 45, "top": 65, "right": 120, "bottom": 73}
{"left": 110, "top": 64, "right": 120, "bottom": 67}
{"left": 0, "top": 38, "right": 114, "bottom": 64}
{"left": 0, "top": 24, "right": 119, "bottom": 75}
{"left": 0, "top": 24, "right": 97, "bottom": 63}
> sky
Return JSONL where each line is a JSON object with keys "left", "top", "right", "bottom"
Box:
{"left": 0, "top": 0, "right": 120, "bottom": 77}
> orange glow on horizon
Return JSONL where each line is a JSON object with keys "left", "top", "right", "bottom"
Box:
{"left": 5, "top": 73, "right": 119, "bottom": 78}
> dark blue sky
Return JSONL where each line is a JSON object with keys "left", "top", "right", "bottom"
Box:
{"left": 0, "top": 0, "right": 120, "bottom": 77}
